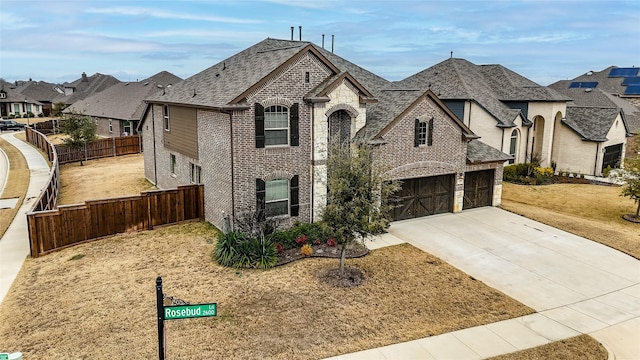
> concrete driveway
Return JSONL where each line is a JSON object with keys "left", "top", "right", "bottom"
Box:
{"left": 374, "top": 207, "right": 640, "bottom": 359}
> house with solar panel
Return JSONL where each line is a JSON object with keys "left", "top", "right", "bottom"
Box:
{"left": 548, "top": 66, "right": 638, "bottom": 175}
{"left": 396, "top": 58, "right": 571, "bottom": 169}
{"left": 139, "top": 38, "right": 512, "bottom": 229}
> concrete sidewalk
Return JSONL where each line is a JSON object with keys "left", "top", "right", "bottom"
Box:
{"left": 0, "top": 132, "right": 50, "bottom": 304}
{"left": 326, "top": 208, "right": 640, "bottom": 359}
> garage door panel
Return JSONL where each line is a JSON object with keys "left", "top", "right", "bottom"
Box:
{"left": 463, "top": 170, "right": 494, "bottom": 210}
{"left": 391, "top": 175, "right": 453, "bottom": 221}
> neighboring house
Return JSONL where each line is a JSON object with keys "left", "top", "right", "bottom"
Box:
{"left": 16, "top": 81, "right": 65, "bottom": 116}
{"left": 396, "top": 59, "right": 570, "bottom": 168}
{"left": 65, "top": 71, "right": 181, "bottom": 137}
{"left": 548, "top": 82, "right": 632, "bottom": 175}
{"left": 564, "top": 66, "right": 640, "bottom": 130}
{"left": 0, "top": 86, "right": 42, "bottom": 123}
{"left": 59, "top": 72, "right": 121, "bottom": 106}
{"left": 140, "top": 38, "right": 510, "bottom": 230}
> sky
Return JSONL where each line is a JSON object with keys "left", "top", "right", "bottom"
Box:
{"left": 1, "top": 0, "right": 639, "bottom": 86}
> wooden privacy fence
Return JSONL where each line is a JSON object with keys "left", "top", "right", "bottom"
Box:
{"left": 27, "top": 185, "right": 204, "bottom": 258}
{"left": 25, "top": 127, "right": 59, "bottom": 211}
{"left": 56, "top": 135, "right": 142, "bottom": 164}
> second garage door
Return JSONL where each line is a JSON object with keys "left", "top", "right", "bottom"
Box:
{"left": 390, "top": 174, "right": 454, "bottom": 221}
{"left": 463, "top": 170, "right": 494, "bottom": 210}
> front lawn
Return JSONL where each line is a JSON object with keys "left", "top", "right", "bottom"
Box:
{"left": 502, "top": 182, "right": 640, "bottom": 259}
{"left": 0, "top": 223, "right": 533, "bottom": 359}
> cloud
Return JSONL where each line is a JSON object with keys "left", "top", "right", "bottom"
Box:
{"left": 84, "top": 6, "right": 262, "bottom": 24}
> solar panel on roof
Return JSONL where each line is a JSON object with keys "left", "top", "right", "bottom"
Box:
{"left": 624, "top": 85, "right": 640, "bottom": 95}
{"left": 569, "top": 81, "right": 598, "bottom": 88}
{"left": 622, "top": 77, "right": 640, "bottom": 85}
{"left": 609, "top": 68, "right": 639, "bottom": 77}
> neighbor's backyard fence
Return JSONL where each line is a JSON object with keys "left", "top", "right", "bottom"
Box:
{"left": 24, "top": 127, "right": 204, "bottom": 258}
{"left": 25, "top": 127, "right": 142, "bottom": 164}
{"left": 27, "top": 185, "right": 205, "bottom": 258}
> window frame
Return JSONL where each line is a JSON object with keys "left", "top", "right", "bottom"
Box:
{"left": 417, "top": 121, "right": 427, "bottom": 145}
{"left": 108, "top": 119, "right": 113, "bottom": 133}
{"left": 190, "top": 163, "right": 202, "bottom": 184}
{"left": 265, "top": 179, "right": 289, "bottom": 216}
{"left": 170, "top": 154, "right": 177, "bottom": 175}
{"left": 264, "top": 105, "right": 289, "bottom": 146}
{"left": 122, "top": 120, "right": 131, "bottom": 135}
{"left": 163, "top": 105, "right": 170, "bottom": 131}
{"left": 509, "top": 129, "right": 518, "bottom": 164}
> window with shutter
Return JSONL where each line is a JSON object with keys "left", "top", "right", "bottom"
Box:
{"left": 290, "top": 103, "right": 299, "bottom": 146}
{"left": 290, "top": 175, "right": 299, "bottom": 216}
{"left": 427, "top": 118, "right": 434, "bottom": 146}
{"left": 415, "top": 119, "right": 428, "bottom": 146}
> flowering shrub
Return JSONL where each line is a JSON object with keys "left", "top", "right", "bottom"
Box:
{"left": 313, "top": 239, "right": 321, "bottom": 245}
{"left": 300, "top": 244, "right": 313, "bottom": 256}
{"left": 326, "top": 238, "right": 337, "bottom": 247}
{"left": 534, "top": 167, "right": 554, "bottom": 177}
{"left": 275, "top": 243, "right": 284, "bottom": 254}
{"left": 295, "top": 234, "right": 308, "bottom": 246}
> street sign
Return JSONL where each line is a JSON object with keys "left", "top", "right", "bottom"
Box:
{"left": 164, "top": 303, "right": 217, "bottom": 320}
{"left": 0, "top": 353, "right": 8, "bottom": 360}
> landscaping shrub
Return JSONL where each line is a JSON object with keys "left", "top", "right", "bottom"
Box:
{"left": 266, "top": 222, "right": 329, "bottom": 250}
{"left": 38, "top": 113, "right": 44, "bottom": 117}
{"left": 503, "top": 162, "right": 552, "bottom": 184}
{"left": 300, "top": 244, "right": 313, "bottom": 256}
{"left": 214, "top": 231, "right": 277, "bottom": 269}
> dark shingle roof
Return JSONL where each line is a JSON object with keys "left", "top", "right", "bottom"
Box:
{"left": 562, "top": 107, "right": 622, "bottom": 141}
{"left": 466, "top": 139, "right": 512, "bottom": 163}
{"left": 396, "top": 58, "right": 568, "bottom": 127}
{"left": 60, "top": 73, "right": 121, "bottom": 105}
{"left": 570, "top": 66, "right": 630, "bottom": 96}
{"left": 66, "top": 72, "right": 181, "bottom": 121}
{"left": 147, "top": 38, "right": 390, "bottom": 108}
{"left": 548, "top": 81, "right": 632, "bottom": 140}
{"left": 0, "top": 86, "right": 42, "bottom": 105}
{"left": 19, "top": 82, "right": 65, "bottom": 102}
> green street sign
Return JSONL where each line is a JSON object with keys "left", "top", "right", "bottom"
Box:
{"left": 0, "top": 353, "right": 8, "bottom": 360}
{"left": 164, "top": 303, "right": 217, "bottom": 320}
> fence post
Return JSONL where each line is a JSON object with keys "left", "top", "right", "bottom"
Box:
{"left": 113, "top": 137, "right": 116, "bottom": 157}
{"left": 147, "top": 192, "right": 153, "bottom": 230}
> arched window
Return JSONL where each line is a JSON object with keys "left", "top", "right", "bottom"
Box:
{"left": 509, "top": 129, "right": 518, "bottom": 164}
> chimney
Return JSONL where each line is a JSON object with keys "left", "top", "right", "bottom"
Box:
{"left": 322, "top": 34, "right": 325, "bottom": 48}
{"left": 291, "top": 26, "right": 294, "bottom": 40}
{"left": 299, "top": 26, "right": 302, "bottom": 41}
{"left": 331, "top": 35, "right": 335, "bottom": 53}
{"left": 81, "top": 72, "right": 88, "bottom": 82}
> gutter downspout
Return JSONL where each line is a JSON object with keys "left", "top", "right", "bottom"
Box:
{"left": 500, "top": 128, "right": 505, "bottom": 152}
{"left": 152, "top": 104, "right": 157, "bottom": 185}
{"left": 310, "top": 103, "right": 314, "bottom": 222}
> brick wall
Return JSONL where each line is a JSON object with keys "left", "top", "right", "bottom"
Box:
{"left": 376, "top": 95, "right": 467, "bottom": 181}
{"left": 230, "top": 52, "right": 332, "bottom": 226}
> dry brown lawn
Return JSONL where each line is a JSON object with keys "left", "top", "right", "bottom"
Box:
{"left": 489, "top": 334, "right": 608, "bottom": 360}
{"left": 58, "top": 153, "right": 155, "bottom": 205}
{"left": 0, "top": 137, "right": 30, "bottom": 239}
{"left": 0, "top": 224, "right": 534, "bottom": 359}
{"left": 502, "top": 182, "right": 640, "bottom": 259}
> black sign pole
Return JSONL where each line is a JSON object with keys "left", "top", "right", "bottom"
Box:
{"left": 156, "top": 276, "right": 165, "bottom": 360}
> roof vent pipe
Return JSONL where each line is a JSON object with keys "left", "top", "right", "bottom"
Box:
{"left": 322, "top": 34, "right": 325, "bottom": 49}
{"left": 291, "top": 27, "right": 294, "bottom": 40}
{"left": 331, "top": 35, "right": 334, "bottom": 53}
{"left": 299, "top": 26, "right": 302, "bottom": 41}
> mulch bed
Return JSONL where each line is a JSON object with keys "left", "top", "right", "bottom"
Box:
{"left": 275, "top": 243, "right": 369, "bottom": 266}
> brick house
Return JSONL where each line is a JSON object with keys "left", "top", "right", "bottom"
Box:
{"left": 397, "top": 59, "right": 571, "bottom": 168}
{"left": 140, "top": 38, "right": 510, "bottom": 230}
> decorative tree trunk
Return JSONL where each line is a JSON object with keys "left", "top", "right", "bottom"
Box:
{"left": 339, "top": 243, "right": 347, "bottom": 276}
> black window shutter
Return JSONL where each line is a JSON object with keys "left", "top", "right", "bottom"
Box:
{"left": 427, "top": 118, "right": 434, "bottom": 146}
{"left": 256, "top": 178, "right": 266, "bottom": 215}
{"left": 290, "top": 175, "right": 299, "bottom": 216}
{"left": 414, "top": 119, "right": 420, "bottom": 147}
{"left": 290, "top": 103, "right": 299, "bottom": 146}
{"left": 255, "top": 103, "right": 265, "bottom": 148}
